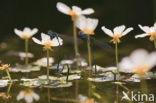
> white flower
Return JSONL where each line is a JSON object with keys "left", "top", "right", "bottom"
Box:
{"left": 32, "top": 33, "right": 63, "bottom": 50}
{"left": 101, "top": 25, "right": 133, "bottom": 43}
{"left": 135, "top": 23, "right": 156, "bottom": 41}
{"left": 119, "top": 49, "right": 156, "bottom": 75}
{"left": 14, "top": 27, "right": 38, "bottom": 39}
{"left": 56, "top": 2, "right": 94, "bottom": 17}
{"left": 17, "top": 89, "right": 39, "bottom": 103}
{"left": 76, "top": 16, "right": 98, "bottom": 35}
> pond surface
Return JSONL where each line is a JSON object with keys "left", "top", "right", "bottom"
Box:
{"left": 0, "top": 39, "right": 156, "bottom": 103}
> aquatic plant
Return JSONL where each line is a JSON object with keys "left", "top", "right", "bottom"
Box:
{"left": 135, "top": 23, "right": 156, "bottom": 49}
{"left": 101, "top": 25, "right": 133, "bottom": 73}
{"left": 32, "top": 33, "right": 63, "bottom": 81}
{"left": 119, "top": 49, "right": 156, "bottom": 76}
{"left": 17, "top": 89, "right": 40, "bottom": 103}
{"left": 14, "top": 27, "right": 38, "bottom": 65}
{"left": 76, "top": 16, "right": 98, "bottom": 71}
{"left": 0, "top": 64, "right": 12, "bottom": 81}
{"left": 56, "top": 2, "right": 94, "bottom": 69}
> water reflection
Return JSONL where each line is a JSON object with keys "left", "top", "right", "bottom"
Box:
{"left": 17, "top": 89, "right": 40, "bottom": 103}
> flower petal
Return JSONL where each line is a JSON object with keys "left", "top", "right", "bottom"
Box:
{"left": 146, "top": 52, "right": 156, "bottom": 67}
{"left": 32, "top": 37, "right": 42, "bottom": 45}
{"left": 76, "top": 16, "right": 87, "bottom": 30}
{"left": 122, "top": 27, "right": 133, "bottom": 36}
{"left": 130, "top": 49, "right": 148, "bottom": 65}
{"left": 82, "top": 8, "right": 94, "bottom": 15}
{"left": 86, "top": 18, "right": 98, "bottom": 31}
{"left": 56, "top": 2, "right": 71, "bottom": 15}
{"left": 51, "top": 37, "right": 63, "bottom": 46}
{"left": 32, "top": 93, "right": 40, "bottom": 101}
{"left": 138, "top": 24, "right": 150, "bottom": 33}
{"left": 14, "top": 28, "right": 22, "bottom": 37}
{"left": 23, "top": 27, "right": 32, "bottom": 35}
{"left": 113, "top": 25, "right": 125, "bottom": 34}
{"left": 17, "top": 92, "right": 24, "bottom": 101}
{"left": 72, "top": 6, "right": 82, "bottom": 15}
{"left": 119, "top": 57, "right": 134, "bottom": 73}
{"left": 31, "top": 28, "right": 38, "bottom": 36}
{"left": 25, "top": 95, "right": 33, "bottom": 103}
{"left": 41, "top": 33, "right": 51, "bottom": 43}
{"left": 101, "top": 26, "right": 113, "bottom": 36}
{"left": 135, "top": 34, "right": 148, "bottom": 39}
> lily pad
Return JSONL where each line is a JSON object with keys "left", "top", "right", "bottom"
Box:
{"left": 44, "top": 81, "right": 72, "bottom": 88}
{"left": 9, "top": 65, "right": 40, "bottom": 73}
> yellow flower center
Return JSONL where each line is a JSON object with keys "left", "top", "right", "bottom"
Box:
{"left": 68, "top": 10, "right": 78, "bottom": 18}
{"left": 147, "top": 32, "right": 156, "bottom": 41}
{"left": 84, "top": 98, "right": 94, "bottom": 103}
{"left": 133, "top": 65, "right": 151, "bottom": 76}
{"left": 82, "top": 29, "right": 94, "bottom": 35}
{"left": 111, "top": 34, "right": 122, "bottom": 43}
{"left": 21, "top": 34, "right": 31, "bottom": 39}
{"left": 43, "top": 42, "right": 53, "bottom": 50}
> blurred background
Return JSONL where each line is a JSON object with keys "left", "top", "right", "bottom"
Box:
{"left": 0, "top": 0, "right": 155, "bottom": 67}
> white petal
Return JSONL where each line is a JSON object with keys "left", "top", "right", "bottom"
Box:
{"left": 76, "top": 16, "right": 87, "bottom": 30}
{"left": 113, "top": 25, "right": 125, "bottom": 34}
{"left": 56, "top": 2, "right": 71, "bottom": 15}
{"left": 119, "top": 57, "right": 134, "bottom": 73}
{"left": 31, "top": 28, "right": 38, "bottom": 36}
{"left": 25, "top": 95, "right": 33, "bottom": 103}
{"left": 14, "top": 28, "right": 22, "bottom": 37}
{"left": 72, "top": 6, "right": 82, "bottom": 15}
{"left": 32, "top": 37, "right": 42, "bottom": 45}
{"left": 122, "top": 27, "right": 133, "bottom": 36}
{"left": 130, "top": 49, "right": 148, "bottom": 65}
{"left": 86, "top": 18, "right": 98, "bottom": 31}
{"left": 138, "top": 24, "right": 150, "bottom": 33}
{"left": 17, "top": 92, "right": 24, "bottom": 101}
{"left": 101, "top": 26, "right": 113, "bottom": 36}
{"left": 51, "top": 37, "right": 63, "bottom": 46}
{"left": 154, "top": 22, "right": 156, "bottom": 29}
{"left": 32, "top": 93, "right": 39, "bottom": 101}
{"left": 41, "top": 33, "right": 51, "bottom": 43}
{"left": 150, "top": 27, "right": 156, "bottom": 32}
{"left": 23, "top": 27, "right": 32, "bottom": 35}
{"left": 146, "top": 52, "right": 156, "bottom": 67}
{"left": 135, "top": 34, "right": 148, "bottom": 38}
{"left": 82, "top": 8, "right": 94, "bottom": 15}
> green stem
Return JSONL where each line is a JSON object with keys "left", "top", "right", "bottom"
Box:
{"left": 7, "top": 83, "right": 12, "bottom": 95}
{"left": 73, "top": 18, "right": 80, "bottom": 69}
{"left": 87, "top": 36, "right": 92, "bottom": 71}
{"left": 5, "top": 68, "right": 12, "bottom": 81}
{"left": 47, "top": 49, "right": 50, "bottom": 82}
{"left": 115, "top": 43, "right": 119, "bottom": 73}
{"left": 154, "top": 39, "right": 156, "bottom": 49}
{"left": 25, "top": 39, "right": 29, "bottom": 66}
